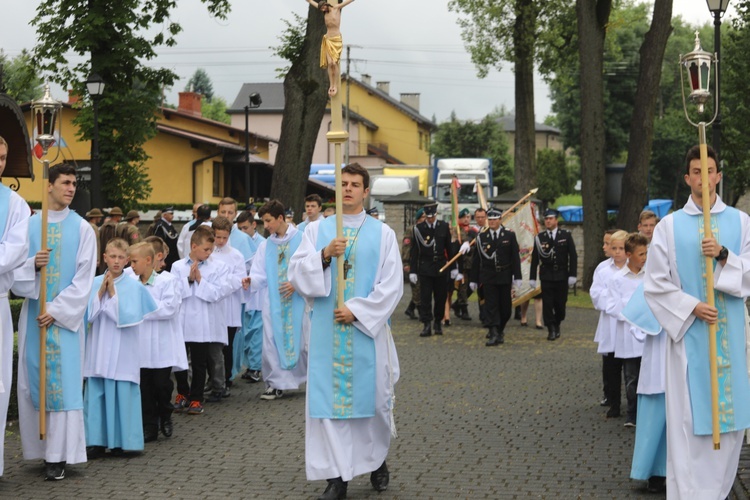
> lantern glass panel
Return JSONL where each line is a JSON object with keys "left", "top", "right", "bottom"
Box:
{"left": 689, "top": 62, "right": 700, "bottom": 91}
{"left": 700, "top": 61, "right": 711, "bottom": 91}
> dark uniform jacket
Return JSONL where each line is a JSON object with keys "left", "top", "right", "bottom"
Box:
{"left": 470, "top": 226, "right": 521, "bottom": 285}
{"left": 410, "top": 220, "right": 455, "bottom": 277}
{"left": 153, "top": 218, "right": 180, "bottom": 268}
{"left": 530, "top": 228, "right": 577, "bottom": 282}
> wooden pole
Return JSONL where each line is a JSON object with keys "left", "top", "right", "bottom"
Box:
{"left": 38, "top": 159, "right": 49, "bottom": 440}
{"left": 698, "top": 123, "right": 720, "bottom": 450}
{"left": 327, "top": 72, "right": 349, "bottom": 308}
{"left": 440, "top": 188, "right": 538, "bottom": 273}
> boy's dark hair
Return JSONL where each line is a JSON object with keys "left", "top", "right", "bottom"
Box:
{"left": 212, "top": 216, "right": 233, "bottom": 232}
{"left": 625, "top": 232, "right": 649, "bottom": 254}
{"left": 685, "top": 145, "right": 720, "bottom": 174}
{"left": 258, "top": 199, "right": 285, "bottom": 220}
{"left": 342, "top": 162, "right": 369, "bottom": 189}
{"left": 191, "top": 225, "right": 215, "bottom": 246}
{"left": 189, "top": 205, "right": 212, "bottom": 231}
{"left": 305, "top": 194, "right": 323, "bottom": 206}
{"left": 604, "top": 228, "right": 617, "bottom": 236}
{"left": 236, "top": 211, "right": 255, "bottom": 225}
{"left": 49, "top": 163, "right": 77, "bottom": 184}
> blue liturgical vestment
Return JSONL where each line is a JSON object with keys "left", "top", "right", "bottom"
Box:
{"left": 25, "top": 212, "right": 84, "bottom": 412}
{"left": 308, "top": 215, "right": 381, "bottom": 419}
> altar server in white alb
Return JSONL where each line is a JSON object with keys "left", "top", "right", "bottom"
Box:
{"left": 249, "top": 200, "right": 308, "bottom": 401}
{"left": 644, "top": 145, "right": 750, "bottom": 499}
{"left": 0, "top": 136, "right": 30, "bottom": 477}
{"left": 129, "top": 239, "right": 187, "bottom": 442}
{"left": 289, "top": 163, "right": 402, "bottom": 500}
{"left": 12, "top": 163, "right": 97, "bottom": 481}
{"left": 84, "top": 239, "right": 157, "bottom": 455}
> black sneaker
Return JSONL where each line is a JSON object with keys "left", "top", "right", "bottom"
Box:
{"left": 260, "top": 387, "right": 283, "bottom": 400}
{"left": 221, "top": 387, "right": 231, "bottom": 398}
{"left": 45, "top": 461, "right": 65, "bottom": 481}
{"left": 205, "top": 391, "right": 223, "bottom": 403}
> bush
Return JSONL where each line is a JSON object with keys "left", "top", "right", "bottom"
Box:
{"left": 10, "top": 299, "right": 22, "bottom": 332}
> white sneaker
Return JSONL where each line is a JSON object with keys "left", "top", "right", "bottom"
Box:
{"left": 260, "top": 387, "right": 283, "bottom": 400}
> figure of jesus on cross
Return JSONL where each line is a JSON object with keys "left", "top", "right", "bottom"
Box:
{"left": 306, "top": 0, "right": 355, "bottom": 97}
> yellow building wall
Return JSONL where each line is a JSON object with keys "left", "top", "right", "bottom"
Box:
{"left": 347, "top": 85, "right": 431, "bottom": 165}
{"left": 2, "top": 105, "right": 269, "bottom": 206}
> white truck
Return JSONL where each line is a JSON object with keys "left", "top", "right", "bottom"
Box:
{"left": 367, "top": 175, "right": 420, "bottom": 221}
{"left": 432, "top": 158, "right": 496, "bottom": 221}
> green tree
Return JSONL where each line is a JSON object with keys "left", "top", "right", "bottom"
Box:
{"left": 202, "top": 96, "right": 230, "bottom": 124}
{"left": 536, "top": 149, "right": 569, "bottom": 207}
{"left": 32, "top": 0, "right": 231, "bottom": 208}
{"left": 430, "top": 112, "right": 513, "bottom": 193}
{"left": 271, "top": 13, "right": 306, "bottom": 80}
{"left": 186, "top": 68, "right": 215, "bottom": 102}
{"left": 449, "top": 0, "right": 568, "bottom": 193}
{"left": 0, "top": 49, "right": 43, "bottom": 103}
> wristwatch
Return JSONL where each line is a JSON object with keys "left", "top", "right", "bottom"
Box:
{"left": 716, "top": 246, "right": 728, "bottom": 261}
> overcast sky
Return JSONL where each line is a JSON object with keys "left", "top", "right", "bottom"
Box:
{"left": 1, "top": 1, "right": 733, "bottom": 124}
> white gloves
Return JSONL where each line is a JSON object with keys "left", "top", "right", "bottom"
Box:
{"left": 529, "top": 280, "right": 537, "bottom": 289}
{"left": 568, "top": 276, "right": 577, "bottom": 287}
{"left": 470, "top": 282, "right": 478, "bottom": 292}
{"left": 450, "top": 269, "right": 458, "bottom": 280}
{"left": 409, "top": 273, "right": 418, "bottom": 285}
{"left": 513, "top": 280, "right": 523, "bottom": 289}
{"left": 455, "top": 273, "right": 464, "bottom": 282}
{"left": 459, "top": 241, "right": 471, "bottom": 255}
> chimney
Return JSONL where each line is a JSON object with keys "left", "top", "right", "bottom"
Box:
{"left": 68, "top": 89, "right": 80, "bottom": 105}
{"left": 376, "top": 81, "right": 390, "bottom": 95}
{"left": 178, "top": 91, "right": 202, "bottom": 117}
{"left": 361, "top": 74, "right": 372, "bottom": 86}
{"left": 400, "top": 93, "right": 421, "bottom": 112}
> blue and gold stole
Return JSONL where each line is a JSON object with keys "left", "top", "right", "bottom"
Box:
{"left": 265, "top": 230, "right": 305, "bottom": 369}
{"left": 0, "top": 184, "right": 11, "bottom": 238}
{"left": 25, "top": 211, "right": 83, "bottom": 412}
{"left": 674, "top": 207, "right": 750, "bottom": 435}
{"left": 309, "top": 215, "right": 381, "bottom": 419}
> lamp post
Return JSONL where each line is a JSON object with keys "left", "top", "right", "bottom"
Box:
{"left": 86, "top": 73, "right": 105, "bottom": 209}
{"left": 30, "top": 83, "right": 62, "bottom": 440}
{"left": 706, "top": 0, "right": 730, "bottom": 177}
{"left": 244, "top": 92, "right": 262, "bottom": 204}
{"left": 679, "top": 31, "right": 720, "bottom": 450}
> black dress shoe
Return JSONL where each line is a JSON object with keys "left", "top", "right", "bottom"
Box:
{"left": 370, "top": 461, "right": 389, "bottom": 492}
{"left": 554, "top": 323, "right": 561, "bottom": 339}
{"left": 404, "top": 307, "right": 417, "bottom": 320}
{"left": 547, "top": 326, "right": 556, "bottom": 341}
{"left": 419, "top": 322, "right": 432, "bottom": 337}
{"left": 144, "top": 430, "right": 158, "bottom": 443}
{"left": 86, "top": 446, "right": 106, "bottom": 460}
{"left": 161, "top": 418, "right": 173, "bottom": 437}
{"left": 520, "top": 321, "right": 528, "bottom": 327}
{"left": 647, "top": 475, "right": 666, "bottom": 493}
{"left": 434, "top": 320, "right": 443, "bottom": 335}
{"left": 535, "top": 324, "right": 544, "bottom": 330}
{"left": 45, "top": 461, "right": 66, "bottom": 481}
{"left": 317, "top": 477, "right": 347, "bottom": 500}
{"left": 486, "top": 327, "right": 501, "bottom": 346}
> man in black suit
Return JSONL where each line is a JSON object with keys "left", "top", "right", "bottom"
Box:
{"left": 153, "top": 206, "right": 179, "bottom": 270}
{"left": 409, "top": 203, "right": 457, "bottom": 337}
{"left": 469, "top": 208, "right": 522, "bottom": 346}
{"left": 529, "top": 208, "right": 578, "bottom": 341}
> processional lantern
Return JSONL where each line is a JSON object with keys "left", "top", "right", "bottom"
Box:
{"left": 31, "top": 83, "right": 63, "bottom": 160}
{"left": 680, "top": 31, "right": 718, "bottom": 119}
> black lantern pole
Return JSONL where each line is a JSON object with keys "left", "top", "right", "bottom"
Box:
{"left": 706, "top": 0, "right": 730, "bottom": 171}
{"left": 244, "top": 92, "right": 262, "bottom": 204}
{"left": 86, "top": 73, "right": 105, "bottom": 209}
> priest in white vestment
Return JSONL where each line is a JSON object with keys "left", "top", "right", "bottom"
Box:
{"left": 289, "top": 164, "right": 402, "bottom": 500}
{"left": 12, "top": 164, "right": 97, "bottom": 481}
{"left": 0, "top": 136, "right": 30, "bottom": 477}
{"left": 644, "top": 146, "right": 750, "bottom": 499}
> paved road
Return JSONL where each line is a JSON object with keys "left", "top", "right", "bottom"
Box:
{"left": 0, "top": 298, "right": 674, "bottom": 499}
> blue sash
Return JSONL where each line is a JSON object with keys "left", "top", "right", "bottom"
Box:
{"left": 89, "top": 274, "right": 157, "bottom": 328}
{"left": 265, "top": 231, "right": 305, "bottom": 369}
{"left": 622, "top": 283, "right": 662, "bottom": 335}
{"left": 230, "top": 227, "right": 256, "bottom": 261}
{"left": 309, "top": 215, "right": 380, "bottom": 419}
{"left": 25, "top": 212, "right": 84, "bottom": 411}
{"left": 673, "top": 208, "right": 750, "bottom": 434}
{"left": 0, "top": 184, "right": 11, "bottom": 238}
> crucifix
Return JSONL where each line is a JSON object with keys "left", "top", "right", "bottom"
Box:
{"left": 343, "top": 259, "right": 352, "bottom": 280}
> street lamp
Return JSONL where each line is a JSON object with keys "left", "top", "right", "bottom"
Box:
{"left": 244, "top": 91, "right": 262, "bottom": 203}
{"left": 679, "top": 31, "right": 721, "bottom": 450}
{"left": 86, "top": 73, "right": 105, "bottom": 209}
{"left": 706, "top": 0, "right": 730, "bottom": 171}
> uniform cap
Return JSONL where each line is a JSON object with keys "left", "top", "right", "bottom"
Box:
{"left": 423, "top": 203, "right": 438, "bottom": 216}
{"left": 487, "top": 208, "right": 502, "bottom": 219}
{"left": 162, "top": 206, "right": 174, "bottom": 213}
{"left": 108, "top": 206, "right": 123, "bottom": 217}
{"left": 86, "top": 208, "right": 103, "bottom": 218}
{"left": 124, "top": 210, "right": 140, "bottom": 221}
{"left": 459, "top": 208, "right": 470, "bottom": 217}
{"left": 415, "top": 208, "right": 424, "bottom": 219}
{"left": 543, "top": 208, "right": 559, "bottom": 218}
{"left": 366, "top": 207, "right": 379, "bottom": 216}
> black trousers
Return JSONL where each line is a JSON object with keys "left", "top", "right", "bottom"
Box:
{"left": 603, "top": 353, "right": 623, "bottom": 411}
{"left": 418, "top": 274, "right": 447, "bottom": 323}
{"left": 483, "top": 283, "right": 512, "bottom": 330}
{"left": 175, "top": 341, "right": 210, "bottom": 403}
{"left": 223, "top": 326, "right": 238, "bottom": 383}
{"left": 140, "top": 367, "right": 174, "bottom": 433}
{"left": 540, "top": 279, "right": 568, "bottom": 326}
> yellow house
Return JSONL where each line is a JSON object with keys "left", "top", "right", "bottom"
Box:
{"left": 229, "top": 75, "right": 436, "bottom": 167}
{"left": 2, "top": 91, "right": 326, "bottom": 208}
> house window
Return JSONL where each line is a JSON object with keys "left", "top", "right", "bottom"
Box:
{"left": 213, "top": 162, "right": 222, "bottom": 197}
{"left": 418, "top": 132, "right": 424, "bottom": 150}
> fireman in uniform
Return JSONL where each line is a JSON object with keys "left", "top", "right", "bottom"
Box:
{"left": 409, "top": 203, "right": 457, "bottom": 337}
{"left": 529, "top": 208, "right": 578, "bottom": 341}
{"left": 402, "top": 208, "right": 425, "bottom": 319}
{"left": 469, "top": 207, "right": 522, "bottom": 346}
